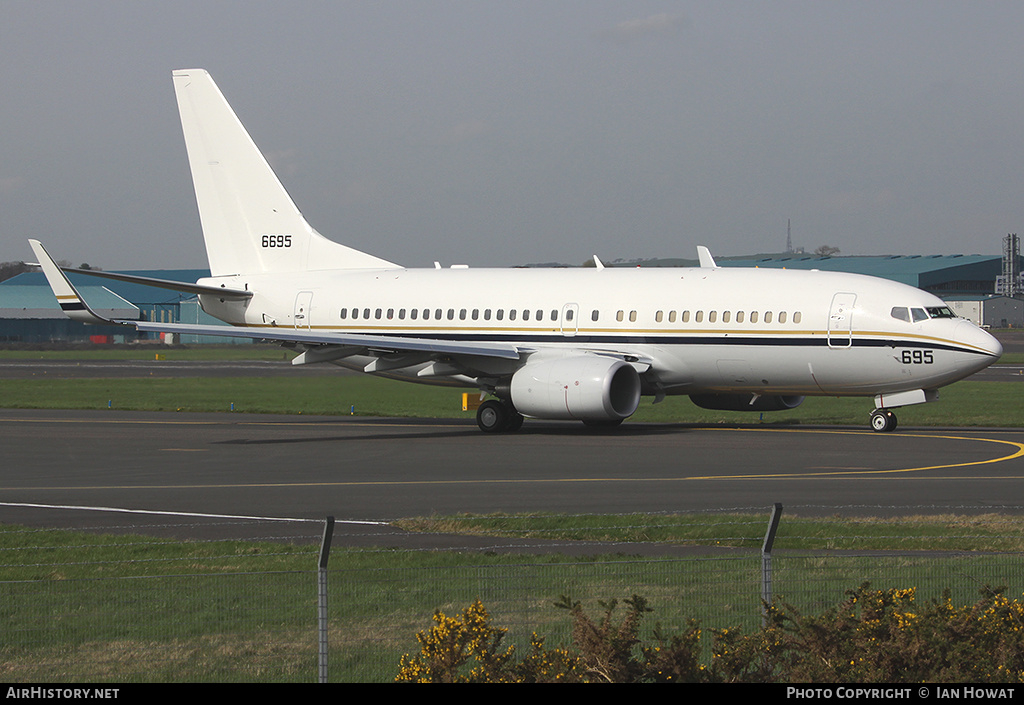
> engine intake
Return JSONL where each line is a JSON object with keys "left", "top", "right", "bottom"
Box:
{"left": 510, "top": 356, "right": 641, "bottom": 421}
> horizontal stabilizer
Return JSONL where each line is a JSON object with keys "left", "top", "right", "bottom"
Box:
{"left": 57, "top": 266, "right": 252, "bottom": 300}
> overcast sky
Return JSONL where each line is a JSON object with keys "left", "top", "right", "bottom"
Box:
{"left": 2, "top": 1, "right": 1023, "bottom": 270}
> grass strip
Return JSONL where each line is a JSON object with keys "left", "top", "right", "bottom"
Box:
{"left": 0, "top": 375, "right": 1020, "bottom": 427}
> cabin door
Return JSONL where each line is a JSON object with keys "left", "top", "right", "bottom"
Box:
{"left": 827, "top": 292, "right": 856, "bottom": 348}
{"left": 294, "top": 291, "right": 313, "bottom": 330}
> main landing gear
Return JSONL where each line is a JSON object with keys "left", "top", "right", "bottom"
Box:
{"left": 870, "top": 408, "right": 898, "bottom": 433}
{"left": 476, "top": 399, "right": 524, "bottom": 433}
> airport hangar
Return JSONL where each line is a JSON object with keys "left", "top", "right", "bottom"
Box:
{"left": 0, "top": 253, "right": 1020, "bottom": 343}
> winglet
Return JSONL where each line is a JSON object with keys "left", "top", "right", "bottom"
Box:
{"left": 28, "top": 239, "right": 120, "bottom": 325}
{"left": 697, "top": 245, "right": 717, "bottom": 268}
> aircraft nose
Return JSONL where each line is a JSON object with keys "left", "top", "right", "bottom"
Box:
{"left": 954, "top": 320, "right": 1002, "bottom": 363}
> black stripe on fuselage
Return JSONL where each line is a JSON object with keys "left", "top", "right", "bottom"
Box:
{"left": 319, "top": 329, "right": 996, "bottom": 358}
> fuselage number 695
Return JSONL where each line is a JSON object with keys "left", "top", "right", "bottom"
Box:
{"left": 261, "top": 234, "right": 292, "bottom": 248}
{"left": 900, "top": 349, "right": 933, "bottom": 364}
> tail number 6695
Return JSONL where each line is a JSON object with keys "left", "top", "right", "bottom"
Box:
{"left": 261, "top": 234, "right": 292, "bottom": 248}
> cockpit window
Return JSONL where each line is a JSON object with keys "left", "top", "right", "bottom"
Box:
{"left": 911, "top": 308, "right": 929, "bottom": 323}
{"left": 926, "top": 306, "right": 956, "bottom": 319}
{"left": 890, "top": 307, "right": 910, "bottom": 322}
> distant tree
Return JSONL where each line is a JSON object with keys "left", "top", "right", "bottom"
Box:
{"left": 814, "top": 245, "right": 841, "bottom": 257}
{"left": 0, "top": 261, "right": 31, "bottom": 283}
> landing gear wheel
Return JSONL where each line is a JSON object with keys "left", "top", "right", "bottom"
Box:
{"left": 870, "top": 408, "right": 898, "bottom": 433}
{"left": 476, "top": 400, "right": 524, "bottom": 433}
{"left": 505, "top": 411, "right": 525, "bottom": 432}
{"left": 476, "top": 400, "right": 509, "bottom": 433}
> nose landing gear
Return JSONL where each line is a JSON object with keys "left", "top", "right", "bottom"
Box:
{"left": 870, "top": 408, "right": 898, "bottom": 433}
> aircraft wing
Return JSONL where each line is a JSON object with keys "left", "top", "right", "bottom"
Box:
{"left": 133, "top": 320, "right": 523, "bottom": 360}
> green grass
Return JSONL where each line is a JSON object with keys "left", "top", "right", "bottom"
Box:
{"left": 0, "top": 375, "right": 1019, "bottom": 427}
{"left": 3, "top": 516, "right": 1024, "bottom": 682}
{"left": 0, "top": 345, "right": 1019, "bottom": 426}
{"left": 394, "top": 511, "right": 1024, "bottom": 551}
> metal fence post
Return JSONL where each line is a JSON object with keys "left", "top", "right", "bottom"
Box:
{"left": 318, "top": 516, "right": 335, "bottom": 683}
{"left": 761, "top": 503, "right": 783, "bottom": 626}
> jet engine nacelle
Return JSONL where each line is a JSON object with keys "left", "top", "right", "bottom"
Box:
{"left": 509, "top": 356, "right": 642, "bottom": 421}
{"left": 689, "top": 393, "right": 805, "bottom": 412}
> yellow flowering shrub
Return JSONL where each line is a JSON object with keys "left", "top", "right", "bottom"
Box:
{"left": 397, "top": 585, "right": 1024, "bottom": 683}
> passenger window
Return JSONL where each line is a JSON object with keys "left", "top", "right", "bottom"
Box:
{"left": 551, "top": 310, "right": 558, "bottom": 321}
{"left": 655, "top": 310, "right": 663, "bottom": 323}
{"left": 778, "top": 311, "right": 786, "bottom": 324}
{"left": 459, "top": 309, "right": 467, "bottom": 320}
{"left": 375, "top": 309, "right": 382, "bottom": 319}
{"left": 472, "top": 309, "right": 479, "bottom": 320}
{"left": 764, "top": 311, "right": 772, "bottom": 323}
{"left": 497, "top": 309, "right": 504, "bottom": 321}
{"left": 434, "top": 309, "right": 442, "bottom": 320}
{"left": 708, "top": 311, "right": 717, "bottom": 323}
{"left": 750, "top": 311, "right": 758, "bottom": 323}
{"left": 669, "top": 311, "right": 677, "bottom": 322}
{"left": 509, "top": 309, "right": 517, "bottom": 321}
{"left": 411, "top": 309, "right": 418, "bottom": 320}
{"left": 447, "top": 309, "right": 455, "bottom": 320}
{"left": 891, "top": 307, "right": 910, "bottom": 322}
{"left": 522, "top": 309, "right": 530, "bottom": 321}
{"left": 363, "top": 308, "right": 371, "bottom": 319}
{"left": 616, "top": 310, "right": 624, "bottom": 322}
{"left": 387, "top": 308, "right": 394, "bottom": 319}
{"left": 793, "top": 312, "right": 802, "bottom": 324}
{"left": 736, "top": 311, "right": 744, "bottom": 323}
{"left": 340, "top": 308, "right": 348, "bottom": 320}
{"left": 629, "top": 310, "right": 637, "bottom": 322}
{"left": 722, "top": 311, "right": 731, "bottom": 323}
{"left": 484, "top": 309, "right": 491, "bottom": 320}
{"left": 682, "top": 311, "right": 690, "bottom": 323}
{"left": 695, "top": 311, "right": 703, "bottom": 323}
{"left": 592, "top": 310, "right": 600, "bottom": 322}
{"left": 399, "top": 309, "right": 406, "bottom": 320}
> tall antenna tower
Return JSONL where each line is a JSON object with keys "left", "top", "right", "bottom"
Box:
{"left": 999, "top": 233, "right": 1020, "bottom": 296}
{"left": 786, "top": 219, "right": 793, "bottom": 254}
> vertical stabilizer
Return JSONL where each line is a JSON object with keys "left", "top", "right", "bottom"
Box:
{"left": 172, "top": 69, "right": 398, "bottom": 276}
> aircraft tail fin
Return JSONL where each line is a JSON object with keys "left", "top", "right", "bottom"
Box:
{"left": 172, "top": 69, "right": 398, "bottom": 276}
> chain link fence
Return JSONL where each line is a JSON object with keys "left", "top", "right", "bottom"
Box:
{"left": 2, "top": 509, "right": 1022, "bottom": 682}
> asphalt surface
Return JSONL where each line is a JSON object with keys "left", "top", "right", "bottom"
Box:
{"left": 2, "top": 409, "right": 1023, "bottom": 552}
{"left": 1, "top": 331, "right": 1020, "bottom": 551}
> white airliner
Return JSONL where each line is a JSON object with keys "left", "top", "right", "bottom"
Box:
{"left": 29, "top": 69, "right": 1002, "bottom": 433}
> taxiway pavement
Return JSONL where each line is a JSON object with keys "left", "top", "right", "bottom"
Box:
{"left": 2, "top": 409, "right": 1023, "bottom": 549}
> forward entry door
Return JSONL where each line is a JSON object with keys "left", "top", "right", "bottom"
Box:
{"left": 827, "top": 292, "right": 856, "bottom": 348}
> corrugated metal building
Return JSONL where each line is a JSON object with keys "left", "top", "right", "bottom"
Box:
{"left": 946, "top": 295, "right": 1024, "bottom": 328}
{"left": 0, "top": 269, "right": 249, "bottom": 344}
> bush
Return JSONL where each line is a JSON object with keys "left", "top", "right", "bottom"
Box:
{"left": 396, "top": 584, "right": 1024, "bottom": 683}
